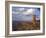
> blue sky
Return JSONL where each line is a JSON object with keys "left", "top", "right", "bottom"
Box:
{"left": 12, "top": 7, "right": 40, "bottom": 21}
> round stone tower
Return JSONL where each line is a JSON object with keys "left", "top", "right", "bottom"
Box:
{"left": 32, "top": 15, "right": 36, "bottom": 26}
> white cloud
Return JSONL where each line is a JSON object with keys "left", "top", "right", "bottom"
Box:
{"left": 12, "top": 8, "right": 35, "bottom": 15}
{"left": 12, "top": 8, "right": 25, "bottom": 14}
{"left": 12, "top": 11, "right": 21, "bottom": 14}
{"left": 19, "top": 8, "right": 25, "bottom": 11}
{"left": 22, "top": 9, "right": 35, "bottom": 15}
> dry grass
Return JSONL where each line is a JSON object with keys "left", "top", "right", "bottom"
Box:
{"left": 12, "top": 21, "right": 40, "bottom": 31}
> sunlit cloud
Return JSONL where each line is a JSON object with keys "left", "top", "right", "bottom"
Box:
{"left": 22, "top": 9, "right": 35, "bottom": 15}
{"left": 13, "top": 8, "right": 35, "bottom": 15}
{"left": 12, "top": 11, "right": 20, "bottom": 14}
{"left": 12, "top": 8, "right": 25, "bottom": 14}
{"left": 19, "top": 8, "right": 25, "bottom": 11}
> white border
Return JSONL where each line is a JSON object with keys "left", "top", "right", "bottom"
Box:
{"left": 9, "top": 4, "right": 43, "bottom": 34}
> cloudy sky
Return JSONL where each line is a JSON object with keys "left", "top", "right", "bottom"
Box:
{"left": 12, "top": 7, "right": 40, "bottom": 21}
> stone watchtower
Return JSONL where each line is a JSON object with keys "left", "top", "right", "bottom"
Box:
{"left": 32, "top": 15, "right": 36, "bottom": 27}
